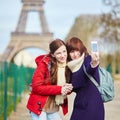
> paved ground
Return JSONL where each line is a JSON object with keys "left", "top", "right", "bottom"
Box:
{"left": 8, "top": 80, "right": 120, "bottom": 120}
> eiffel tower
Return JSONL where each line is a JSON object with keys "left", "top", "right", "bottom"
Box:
{"left": 1, "top": 0, "right": 53, "bottom": 62}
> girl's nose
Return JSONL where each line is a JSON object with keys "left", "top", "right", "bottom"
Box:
{"left": 61, "top": 53, "right": 65, "bottom": 57}
{"left": 74, "top": 51, "right": 78, "bottom": 56}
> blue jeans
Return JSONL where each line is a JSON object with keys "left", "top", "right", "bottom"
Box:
{"left": 30, "top": 111, "right": 62, "bottom": 120}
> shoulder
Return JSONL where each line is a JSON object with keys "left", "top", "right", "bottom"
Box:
{"left": 84, "top": 55, "right": 91, "bottom": 63}
{"left": 35, "top": 54, "right": 50, "bottom": 66}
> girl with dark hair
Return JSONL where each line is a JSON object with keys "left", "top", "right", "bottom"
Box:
{"left": 66, "top": 37, "right": 104, "bottom": 120}
{"left": 27, "top": 39, "right": 73, "bottom": 120}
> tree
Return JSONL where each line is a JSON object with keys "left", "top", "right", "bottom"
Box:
{"left": 100, "top": 0, "right": 120, "bottom": 74}
{"left": 101, "top": 0, "right": 120, "bottom": 42}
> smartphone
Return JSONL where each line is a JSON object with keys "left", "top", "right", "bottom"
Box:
{"left": 91, "top": 41, "right": 98, "bottom": 52}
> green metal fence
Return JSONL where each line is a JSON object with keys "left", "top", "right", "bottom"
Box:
{"left": 0, "top": 61, "right": 34, "bottom": 120}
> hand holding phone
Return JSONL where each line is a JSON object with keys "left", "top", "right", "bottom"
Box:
{"left": 91, "top": 41, "right": 99, "bottom": 67}
{"left": 91, "top": 41, "right": 98, "bottom": 53}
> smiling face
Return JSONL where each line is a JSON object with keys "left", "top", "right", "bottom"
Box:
{"left": 69, "top": 50, "right": 81, "bottom": 60}
{"left": 66, "top": 37, "right": 88, "bottom": 61}
{"left": 53, "top": 45, "right": 67, "bottom": 63}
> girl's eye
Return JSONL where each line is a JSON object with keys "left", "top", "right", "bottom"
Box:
{"left": 70, "top": 50, "right": 75, "bottom": 53}
{"left": 63, "top": 50, "right": 67, "bottom": 53}
{"left": 56, "top": 52, "right": 61, "bottom": 55}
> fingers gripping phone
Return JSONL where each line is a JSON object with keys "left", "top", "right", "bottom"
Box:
{"left": 91, "top": 41, "right": 98, "bottom": 52}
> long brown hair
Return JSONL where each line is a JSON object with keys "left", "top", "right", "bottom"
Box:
{"left": 66, "top": 37, "right": 89, "bottom": 61}
{"left": 45, "top": 39, "right": 70, "bottom": 109}
{"left": 49, "top": 39, "right": 70, "bottom": 84}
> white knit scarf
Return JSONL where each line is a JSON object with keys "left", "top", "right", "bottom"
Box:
{"left": 55, "top": 62, "right": 66, "bottom": 105}
{"left": 67, "top": 53, "right": 85, "bottom": 73}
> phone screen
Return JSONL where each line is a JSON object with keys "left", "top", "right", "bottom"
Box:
{"left": 91, "top": 41, "right": 98, "bottom": 52}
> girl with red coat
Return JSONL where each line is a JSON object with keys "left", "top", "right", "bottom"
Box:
{"left": 27, "top": 39, "right": 73, "bottom": 120}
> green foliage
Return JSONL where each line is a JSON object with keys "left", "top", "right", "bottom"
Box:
{"left": 0, "top": 97, "right": 21, "bottom": 120}
{"left": 0, "top": 61, "right": 34, "bottom": 119}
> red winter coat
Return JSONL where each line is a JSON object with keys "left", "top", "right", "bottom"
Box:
{"left": 27, "top": 54, "right": 68, "bottom": 115}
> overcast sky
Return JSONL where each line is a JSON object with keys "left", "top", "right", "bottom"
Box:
{"left": 0, "top": 0, "right": 109, "bottom": 55}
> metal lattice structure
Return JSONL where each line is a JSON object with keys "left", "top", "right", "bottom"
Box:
{"left": 1, "top": 0, "right": 53, "bottom": 62}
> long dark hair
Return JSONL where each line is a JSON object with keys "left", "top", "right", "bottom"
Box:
{"left": 44, "top": 39, "right": 70, "bottom": 109}
{"left": 49, "top": 39, "right": 70, "bottom": 84}
{"left": 66, "top": 37, "right": 89, "bottom": 61}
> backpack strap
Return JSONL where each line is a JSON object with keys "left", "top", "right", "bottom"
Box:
{"left": 83, "top": 64, "right": 99, "bottom": 88}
